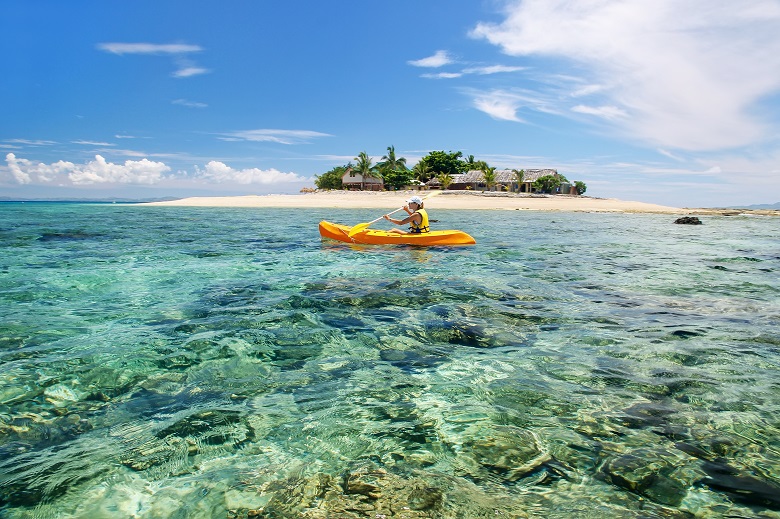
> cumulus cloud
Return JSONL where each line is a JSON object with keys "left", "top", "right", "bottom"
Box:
{"left": 4, "top": 153, "right": 169, "bottom": 185}
{"left": 69, "top": 156, "right": 170, "bottom": 184}
{"left": 195, "top": 161, "right": 309, "bottom": 184}
{"left": 470, "top": 0, "right": 780, "bottom": 151}
{"left": 218, "top": 129, "right": 332, "bottom": 145}
{"left": 6, "top": 154, "right": 82, "bottom": 184}
{"left": 3, "top": 154, "right": 312, "bottom": 189}
{"left": 408, "top": 50, "right": 453, "bottom": 68}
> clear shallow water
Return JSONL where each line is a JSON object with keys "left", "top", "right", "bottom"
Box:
{"left": 1, "top": 202, "right": 779, "bottom": 518}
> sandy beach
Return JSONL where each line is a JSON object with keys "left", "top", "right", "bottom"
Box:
{"left": 141, "top": 190, "right": 780, "bottom": 215}
{"left": 143, "top": 190, "right": 700, "bottom": 214}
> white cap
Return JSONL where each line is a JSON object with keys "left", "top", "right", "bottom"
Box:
{"left": 408, "top": 196, "right": 423, "bottom": 205}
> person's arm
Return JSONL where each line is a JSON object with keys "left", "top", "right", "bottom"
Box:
{"left": 385, "top": 212, "right": 421, "bottom": 226}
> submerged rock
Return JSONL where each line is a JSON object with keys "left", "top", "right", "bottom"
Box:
{"left": 701, "top": 460, "right": 780, "bottom": 510}
{"left": 462, "top": 426, "right": 552, "bottom": 482}
{"left": 237, "top": 463, "right": 545, "bottom": 518}
{"left": 600, "top": 447, "right": 699, "bottom": 506}
{"left": 379, "top": 349, "right": 445, "bottom": 371}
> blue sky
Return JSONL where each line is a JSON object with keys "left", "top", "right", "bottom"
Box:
{"left": 2, "top": 0, "right": 780, "bottom": 207}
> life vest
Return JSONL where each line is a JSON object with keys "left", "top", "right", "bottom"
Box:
{"left": 410, "top": 208, "right": 430, "bottom": 233}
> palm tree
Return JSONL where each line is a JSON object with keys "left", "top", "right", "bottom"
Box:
{"left": 379, "top": 145, "right": 407, "bottom": 172}
{"left": 437, "top": 173, "right": 453, "bottom": 189}
{"left": 354, "top": 151, "right": 373, "bottom": 190}
{"left": 482, "top": 166, "right": 497, "bottom": 191}
{"left": 512, "top": 169, "right": 525, "bottom": 192}
{"left": 412, "top": 162, "right": 433, "bottom": 183}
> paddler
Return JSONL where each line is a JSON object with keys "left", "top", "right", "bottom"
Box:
{"left": 383, "top": 196, "right": 430, "bottom": 234}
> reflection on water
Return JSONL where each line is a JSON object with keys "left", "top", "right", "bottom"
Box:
{"left": 0, "top": 204, "right": 779, "bottom": 518}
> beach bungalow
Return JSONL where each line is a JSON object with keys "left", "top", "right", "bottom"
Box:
{"left": 445, "top": 169, "right": 560, "bottom": 192}
{"left": 341, "top": 167, "right": 384, "bottom": 191}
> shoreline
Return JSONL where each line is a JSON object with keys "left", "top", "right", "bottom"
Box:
{"left": 140, "top": 190, "right": 779, "bottom": 216}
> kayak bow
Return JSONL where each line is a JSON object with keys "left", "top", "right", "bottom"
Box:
{"left": 319, "top": 221, "right": 476, "bottom": 246}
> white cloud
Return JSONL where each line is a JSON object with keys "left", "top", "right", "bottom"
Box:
{"left": 4, "top": 153, "right": 169, "bottom": 185}
{"left": 172, "top": 66, "right": 210, "bottom": 78}
{"left": 470, "top": 0, "right": 780, "bottom": 151}
{"left": 72, "top": 140, "right": 115, "bottom": 146}
{"left": 422, "top": 72, "right": 464, "bottom": 79}
{"left": 472, "top": 91, "right": 525, "bottom": 122}
{"left": 97, "top": 43, "right": 202, "bottom": 55}
{"left": 172, "top": 98, "right": 208, "bottom": 108}
{"left": 196, "top": 161, "right": 309, "bottom": 184}
{"left": 570, "top": 84, "right": 603, "bottom": 98}
{"left": 462, "top": 65, "right": 524, "bottom": 75}
{"left": 6, "top": 153, "right": 76, "bottom": 184}
{"left": 5, "top": 139, "right": 57, "bottom": 146}
{"left": 422, "top": 65, "right": 523, "bottom": 79}
{"left": 571, "top": 104, "right": 627, "bottom": 120}
{"left": 408, "top": 50, "right": 453, "bottom": 68}
{"left": 68, "top": 156, "right": 170, "bottom": 184}
{"left": 657, "top": 148, "right": 685, "bottom": 161}
{"left": 218, "top": 129, "right": 332, "bottom": 145}
{"left": 98, "top": 42, "right": 210, "bottom": 79}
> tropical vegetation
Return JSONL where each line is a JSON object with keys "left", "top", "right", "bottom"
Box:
{"left": 313, "top": 146, "right": 587, "bottom": 194}
{"left": 532, "top": 175, "right": 562, "bottom": 194}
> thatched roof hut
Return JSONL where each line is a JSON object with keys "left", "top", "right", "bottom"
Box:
{"left": 444, "top": 168, "right": 559, "bottom": 192}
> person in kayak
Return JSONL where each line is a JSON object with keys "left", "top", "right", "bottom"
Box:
{"left": 383, "top": 196, "right": 430, "bottom": 234}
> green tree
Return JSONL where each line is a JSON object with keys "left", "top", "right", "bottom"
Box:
{"left": 383, "top": 168, "right": 415, "bottom": 191}
{"left": 419, "top": 150, "right": 466, "bottom": 177}
{"left": 473, "top": 160, "right": 489, "bottom": 171}
{"left": 412, "top": 162, "right": 433, "bottom": 183}
{"left": 482, "top": 166, "right": 497, "bottom": 190}
{"left": 574, "top": 181, "right": 587, "bottom": 195}
{"left": 512, "top": 169, "right": 525, "bottom": 192}
{"left": 354, "top": 151, "right": 376, "bottom": 190}
{"left": 314, "top": 164, "right": 349, "bottom": 190}
{"left": 377, "top": 145, "right": 407, "bottom": 173}
{"left": 463, "top": 155, "right": 488, "bottom": 171}
{"left": 532, "top": 175, "right": 561, "bottom": 194}
{"left": 437, "top": 173, "right": 453, "bottom": 189}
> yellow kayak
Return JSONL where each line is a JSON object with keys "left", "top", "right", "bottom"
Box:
{"left": 319, "top": 221, "right": 476, "bottom": 246}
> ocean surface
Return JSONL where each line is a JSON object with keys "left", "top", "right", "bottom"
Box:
{"left": 1, "top": 202, "right": 779, "bottom": 519}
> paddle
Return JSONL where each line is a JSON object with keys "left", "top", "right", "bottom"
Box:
{"left": 348, "top": 190, "right": 440, "bottom": 237}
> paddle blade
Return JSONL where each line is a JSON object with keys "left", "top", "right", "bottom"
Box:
{"left": 347, "top": 222, "right": 371, "bottom": 237}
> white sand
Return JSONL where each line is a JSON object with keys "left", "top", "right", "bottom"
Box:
{"left": 142, "top": 190, "right": 692, "bottom": 214}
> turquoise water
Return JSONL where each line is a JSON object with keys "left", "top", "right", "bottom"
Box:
{"left": 1, "top": 202, "right": 779, "bottom": 518}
